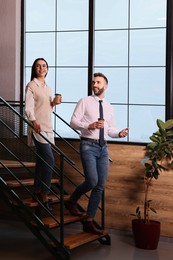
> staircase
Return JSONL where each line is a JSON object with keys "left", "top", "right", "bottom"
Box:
{"left": 0, "top": 97, "right": 111, "bottom": 259}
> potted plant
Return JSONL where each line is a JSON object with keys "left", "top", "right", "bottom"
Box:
{"left": 131, "top": 119, "right": 173, "bottom": 250}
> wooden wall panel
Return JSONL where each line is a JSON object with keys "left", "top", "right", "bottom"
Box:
{"left": 56, "top": 140, "right": 173, "bottom": 237}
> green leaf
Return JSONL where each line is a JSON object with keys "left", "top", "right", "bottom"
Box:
{"left": 136, "top": 207, "right": 140, "bottom": 214}
{"left": 158, "top": 164, "right": 166, "bottom": 170}
{"left": 150, "top": 207, "right": 157, "bottom": 213}
{"left": 130, "top": 214, "right": 136, "bottom": 217}
{"left": 138, "top": 119, "right": 173, "bottom": 222}
{"left": 154, "top": 130, "right": 161, "bottom": 136}
{"left": 165, "top": 119, "right": 173, "bottom": 129}
{"left": 159, "top": 127, "right": 166, "bottom": 137}
{"left": 166, "top": 130, "right": 173, "bottom": 137}
{"left": 157, "top": 119, "right": 165, "bottom": 129}
{"left": 147, "top": 142, "right": 156, "bottom": 149}
{"left": 150, "top": 136, "right": 160, "bottom": 142}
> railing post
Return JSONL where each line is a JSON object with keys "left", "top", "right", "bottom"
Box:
{"left": 101, "top": 189, "right": 105, "bottom": 229}
{"left": 59, "top": 155, "right": 65, "bottom": 246}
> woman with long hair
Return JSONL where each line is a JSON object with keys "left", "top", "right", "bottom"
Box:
{"left": 25, "top": 58, "right": 61, "bottom": 211}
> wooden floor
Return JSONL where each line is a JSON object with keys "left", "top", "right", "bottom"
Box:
{"left": 0, "top": 220, "right": 173, "bottom": 260}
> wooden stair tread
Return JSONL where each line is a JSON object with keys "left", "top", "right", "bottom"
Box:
{"left": 64, "top": 231, "right": 109, "bottom": 249}
{"left": 42, "top": 214, "right": 85, "bottom": 228}
{"left": 0, "top": 160, "right": 35, "bottom": 169}
{"left": 6, "top": 178, "right": 59, "bottom": 187}
{"left": 23, "top": 194, "right": 70, "bottom": 207}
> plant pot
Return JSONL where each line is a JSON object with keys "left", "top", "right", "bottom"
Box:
{"left": 132, "top": 219, "right": 160, "bottom": 250}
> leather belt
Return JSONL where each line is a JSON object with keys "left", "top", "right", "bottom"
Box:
{"left": 80, "top": 137, "right": 107, "bottom": 146}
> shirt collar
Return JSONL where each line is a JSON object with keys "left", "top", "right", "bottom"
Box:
{"left": 92, "top": 95, "right": 105, "bottom": 102}
{"left": 34, "top": 78, "right": 46, "bottom": 88}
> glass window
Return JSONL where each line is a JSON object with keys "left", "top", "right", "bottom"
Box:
{"left": 56, "top": 68, "right": 88, "bottom": 102}
{"left": 129, "top": 68, "right": 165, "bottom": 105}
{"left": 54, "top": 103, "right": 78, "bottom": 138}
{"left": 94, "top": 68, "right": 128, "bottom": 103}
{"left": 111, "top": 105, "right": 128, "bottom": 142}
{"left": 25, "top": 0, "right": 56, "bottom": 31}
{"left": 24, "top": 0, "right": 167, "bottom": 143}
{"left": 130, "top": 0, "right": 167, "bottom": 28}
{"left": 130, "top": 29, "right": 166, "bottom": 66}
{"left": 57, "top": 0, "right": 88, "bottom": 30}
{"left": 129, "top": 105, "right": 165, "bottom": 142}
{"left": 95, "top": 30, "right": 128, "bottom": 66}
{"left": 56, "top": 32, "right": 88, "bottom": 66}
{"left": 25, "top": 33, "right": 55, "bottom": 66}
{"left": 95, "top": 0, "right": 129, "bottom": 29}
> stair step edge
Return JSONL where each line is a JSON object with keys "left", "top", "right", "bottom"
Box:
{"left": 64, "top": 231, "right": 109, "bottom": 249}
{"left": 0, "top": 160, "right": 35, "bottom": 169}
{"left": 51, "top": 231, "right": 109, "bottom": 250}
{"left": 23, "top": 194, "right": 70, "bottom": 207}
{"left": 42, "top": 214, "right": 86, "bottom": 228}
{"left": 6, "top": 178, "right": 59, "bottom": 187}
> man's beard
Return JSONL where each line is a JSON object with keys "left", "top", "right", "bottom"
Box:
{"left": 93, "top": 87, "right": 104, "bottom": 96}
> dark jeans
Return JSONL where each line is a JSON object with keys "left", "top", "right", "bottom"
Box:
{"left": 33, "top": 136, "right": 54, "bottom": 194}
{"left": 70, "top": 139, "right": 109, "bottom": 218}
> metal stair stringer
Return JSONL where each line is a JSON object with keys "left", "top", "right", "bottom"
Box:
{"left": 0, "top": 176, "right": 70, "bottom": 260}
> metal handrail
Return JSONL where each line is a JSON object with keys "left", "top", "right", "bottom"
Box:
{"left": 0, "top": 96, "right": 106, "bottom": 253}
{"left": 0, "top": 96, "right": 105, "bottom": 215}
{"left": 0, "top": 97, "right": 69, "bottom": 250}
{"left": 0, "top": 96, "right": 74, "bottom": 165}
{"left": 53, "top": 111, "right": 80, "bottom": 136}
{"left": 0, "top": 167, "right": 69, "bottom": 259}
{"left": 0, "top": 156, "right": 61, "bottom": 223}
{"left": 53, "top": 129, "right": 80, "bottom": 154}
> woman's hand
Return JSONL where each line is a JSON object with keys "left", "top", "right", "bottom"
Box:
{"left": 32, "top": 120, "right": 41, "bottom": 133}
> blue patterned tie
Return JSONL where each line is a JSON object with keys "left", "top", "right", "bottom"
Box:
{"left": 99, "top": 100, "right": 104, "bottom": 146}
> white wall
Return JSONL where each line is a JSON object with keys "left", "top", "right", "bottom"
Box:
{"left": 0, "top": 0, "right": 21, "bottom": 101}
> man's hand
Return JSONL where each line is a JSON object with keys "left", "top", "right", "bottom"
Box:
{"left": 88, "top": 120, "right": 104, "bottom": 130}
{"left": 119, "top": 128, "right": 128, "bottom": 138}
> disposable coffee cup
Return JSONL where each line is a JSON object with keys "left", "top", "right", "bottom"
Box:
{"left": 98, "top": 118, "right": 104, "bottom": 127}
{"left": 98, "top": 118, "right": 104, "bottom": 122}
{"left": 54, "top": 94, "right": 62, "bottom": 104}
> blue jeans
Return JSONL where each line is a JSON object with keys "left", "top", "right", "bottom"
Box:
{"left": 33, "top": 136, "right": 54, "bottom": 194}
{"left": 70, "top": 140, "right": 109, "bottom": 218}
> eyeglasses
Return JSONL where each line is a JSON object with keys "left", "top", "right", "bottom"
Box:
{"left": 35, "top": 64, "right": 47, "bottom": 69}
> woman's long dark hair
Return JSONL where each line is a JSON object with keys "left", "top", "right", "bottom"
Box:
{"left": 30, "top": 58, "right": 49, "bottom": 81}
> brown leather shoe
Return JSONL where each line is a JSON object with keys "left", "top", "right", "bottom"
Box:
{"left": 64, "top": 200, "right": 83, "bottom": 216}
{"left": 32, "top": 192, "right": 53, "bottom": 203}
{"left": 83, "top": 220, "right": 104, "bottom": 235}
{"left": 33, "top": 193, "right": 52, "bottom": 211}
